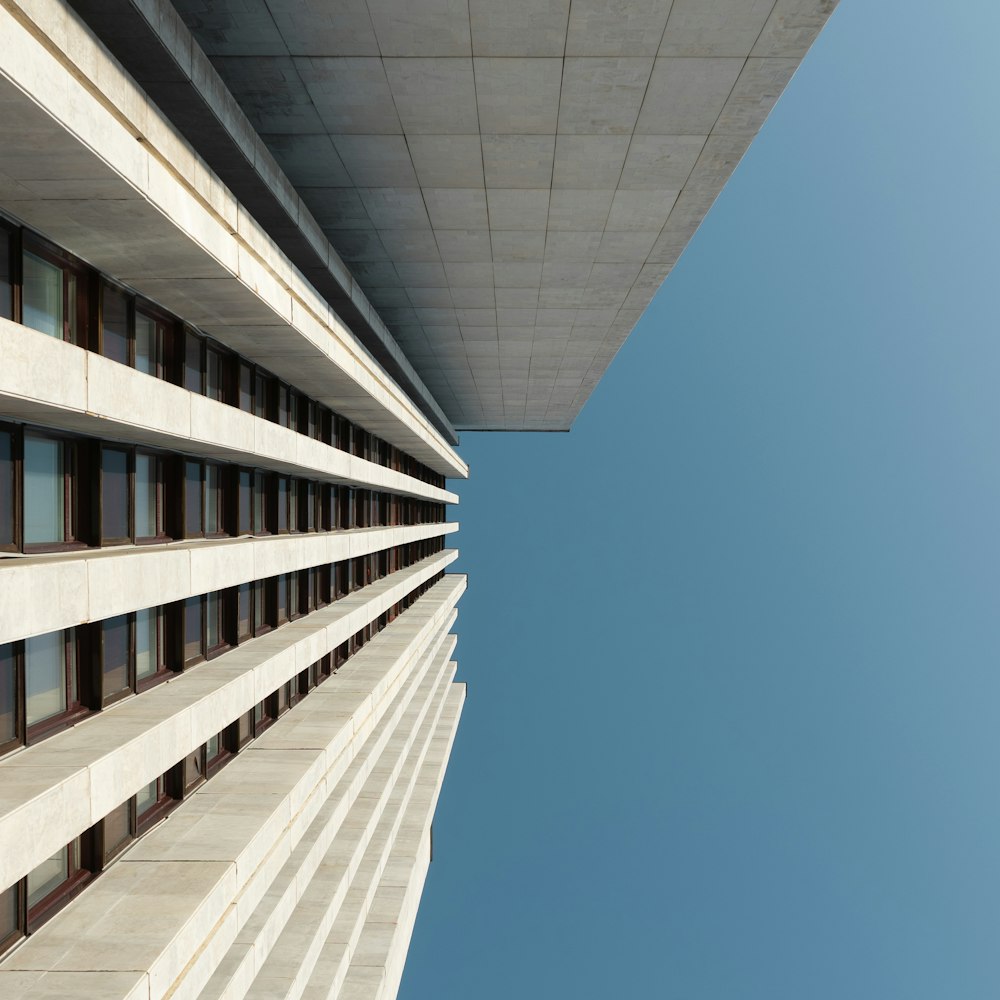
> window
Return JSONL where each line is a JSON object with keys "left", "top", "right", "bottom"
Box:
{"left": 23, "top": 433, "right": 74, "bottom": 548}
{"left": 276, "top": 476, "right": 289, "bottom": 533}
{"left": 0, "top": 425, "right": 13, "bottom": 551}
{"left": 205, "top": 345, "right": 225, "bottom": 401}
{"left": 0, "top": 223, "right": 13, "bottom": 321}
{"left": 100, "top": 446, "right": 130, "bottom": 544}
{"left": 205, "top": 463, "right": 224, "bottom": 536}
{"left": 134, "top": 308, "right": 164, "bottom": 377}
{"left": 237, "top": 583, "right": 252, "bottom": 642}
{"left": 183, "top": 597, "right": 203, "bottom": 667}
{"left": 253, "top": 580, "right": 269, "bottom": 636}
{"left": 0, "top": 643, "right": 18, "bottom": 756}
{"left": 101, "top": 799, "right": 134, "bottom": 864}
{"left": 0, "top": 883, "right": 20, "bottom": 955}
{"left": 183, "top": 330, "right": 203, "bottom": 394}
{"left": 24, "top": 629, "right": 79, "bottom": 734}
{"left": 21, "top": 251, "right": 64, "bottom": 339}
{"left": 238, "top": 361, "right": 253, "bottom": 412}
{"left": 237, "top": 469, "right": 252, "bottom": 535}
{"left": 134, "top": 452, "right": 162, "bottom": 540}
{"left": 100, "top": 614, "right": 132, "bottom": 706}
{"left": 26, "top": 834, "right": 91, "bottom": 929}
{"left": 252, "top": 471, "right": 268, "bottom": 534}
{"left": 184, "top": 460, "right": 204, "bottom": 538}
{"left": 101, "top": 283, "right": 130, "bottom": 365}
{"left": 136, "top": 774, "right": 171, "bottom": 833}
{"left": 135, "top": 607, "right": 166, "bottom": 687}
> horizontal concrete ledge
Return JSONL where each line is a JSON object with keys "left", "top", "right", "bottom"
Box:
{"left": 0, "top": 615, "right": 460, "bottom": 1000}
{"left": 336, "top": 685, "right": 464, "bottom": 1000}
{"left": 0, "top": 3, "right": 467, "bottom": 478}
{"left": 0, "top": 521, "right": 458, "bottom": 644}
{"left": 186, "top": 637, "right": 459, "bottom": 1000}
{"left": 0, "top": 565, "right": 465, "bottom": 892}
{"left": 64, "top": 0, "right": 459, "bottom": 451}
{"left": 0, "top": 320, "right": 458, "bottom": 504}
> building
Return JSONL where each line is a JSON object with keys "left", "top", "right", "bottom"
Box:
{"left": 0, "top": 2, "right": 836, "bottom": 999}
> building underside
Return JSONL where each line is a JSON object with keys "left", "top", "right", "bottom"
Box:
{"left": 0, "top": 2, "right": 836, "bottom": 999}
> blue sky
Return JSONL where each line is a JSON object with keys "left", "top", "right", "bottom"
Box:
{"left": 401, "top": 2, "right": 1000, "bottom": 997}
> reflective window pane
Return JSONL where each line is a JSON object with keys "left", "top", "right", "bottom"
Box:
{"left": 238, "top": 362, "right": 253, "bottom": 412}
{"left": 27, "top": 845, "right": 69, "bottom": 908}
{"left": 0, "top": 883, "right": 18, "bottom": 947}
{"left": 0, "top": 643, "right": 15, "bottom": 748}
{"left": 135, "top": 454, "right": 157, "bottom": 538}
{"left": 102, "top": 615, "right": 131, "bottom": 701}
{"left": 23, "top": 435, "right": 64, "bottom": 545}
{"left": 135, "top": 311, "right": 159, "bottom": 375}
{"left": 25, "top": 631, "right": 68, "bottom": 726}
{"left": 101, "top": 447, "right": 129, "bottom": 542}
{"left": 101, "top": 284, "right": 129, "bottom": 365}
{"left": 136, "top": 779, "right": 158, "bottom": 817}
{"left": 135, "top": 608, "right": 158, "bottom": 681}
{"left": 22, "top": 252, "right": 62, "bottom": 338}
{"left": 0, "top": 428, "right": 13, "bottom": 547}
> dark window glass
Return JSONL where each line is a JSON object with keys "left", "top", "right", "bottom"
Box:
{"left": 134, "top": 453, "right": 159, "bottom": 539}
{"left": 238, "top": 362, "right": 253, "bottom": 412}
{"left": 253, "top": 580, "right": 267, "bottom": 635}
{"left": 276, "top": 574, "right": 287, "bottom": 624}
{"left": 183, "top": 331, "right": 202, "bottom": 393}
{"left": 252, "top": 471, "right": 267, "bottom": 533}
{"left": 101, "top": 284, "right": 130, "bottom": 365}
{"left": 277, "top": 477, "right": 288, "bottom": 533}
{"left": 0, "top": 882, "right": 18, "bottom": 953}
{"left": 205, "top": 464, "right": 222, "bottom": 535}
{"left": 0, "top": 428, "right": 13, "bottom": 548}
{"left": 101, "top": 447, "right": 130, "bottom": 542}
{"left": 288, "top": 479, "right": 299, "bottom": 533}
{"left": 0, "top": 226, "right": 11, "bottom": 320}
{"left": 0, "top": 643, "right": 16, "bottom": 752}
{"left": 102, "top": 800, "right": 133, "bottom": 863}
{"left": 237, "top": 584, "right": 251, "bottom": 641}
{"left": 183, "top": 747, "right": 204, "bottom": 792}
{"left": 206, "top": 592, "right": 222, "bottom": 652}
{"left": 183, "top": 597, "right": 203, "bottom": 664}
{"left": 102, "top": 614, "right": 131, "bottom": 703}
{"left": 238, "top": 469, "right": 251, "bottom": 534}
{"left": 134, "top": 310, "right": 161, "bottom": 376}
{"left": 206, "top": 347, "right": 223, "bottom": 401}
{"left": 254, "top": 372, "right": 268, "bottom": 419}
{"left": 23, "top": 434, "right": 67, "bottom": 545}
{"left": 278, "top": 385, "right": 291, "bottom": 428}
{"left": 184, "top": 461, "right": 203, "bottom": 537}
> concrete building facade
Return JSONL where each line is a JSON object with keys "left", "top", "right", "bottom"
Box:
{"left": 0, "top": 2, "right": 835, "bottom": 998}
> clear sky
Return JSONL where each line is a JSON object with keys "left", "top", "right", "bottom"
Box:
{"left": 400, "top": 2, "right": 1000, "bottom": 997}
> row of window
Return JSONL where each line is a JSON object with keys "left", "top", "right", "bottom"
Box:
{"left": 0, "top": 421, "right": 446, "bottom": 553}
{"left": 0, "top": 537, "right": 446, "bottom": 754}
{"left": 0, "top": 217, "right": 447, "bottom": 489}
{"left": 0, "top": 568, "right": 445, "bottom": 956}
